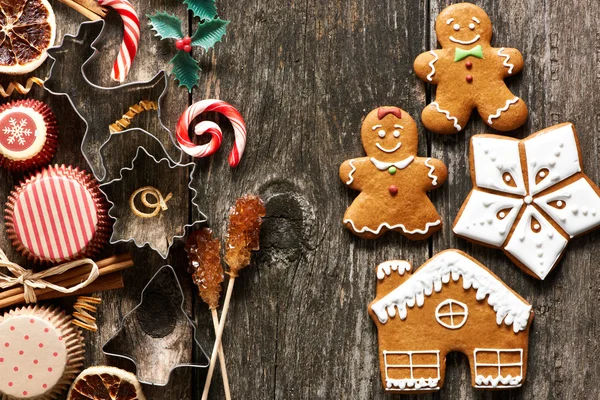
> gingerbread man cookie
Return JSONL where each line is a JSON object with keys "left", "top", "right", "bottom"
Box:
{"left": 339, "top": 107, "right": 447, "bottom": 240}
{"left": 414, "top": 3, "right": 528, "bottom": 134}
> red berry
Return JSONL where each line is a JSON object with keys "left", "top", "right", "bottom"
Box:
{"left": 183, "top": 45, "right": 192, "bottom": 53}
{"left": 175, "top": 39, "right": 184, "bottom": 50}
{"left": 183, "top": 36, "right": 192, "bottom": 45}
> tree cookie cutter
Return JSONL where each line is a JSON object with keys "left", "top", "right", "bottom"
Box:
{"left": 99, "top": 146, "right": 206, "bottom": 258}
{"left": 44, "top": 19, "right": 184, "bottom": 182}
{"left": 102, "top": 265, "right": 209, "bottom": 386}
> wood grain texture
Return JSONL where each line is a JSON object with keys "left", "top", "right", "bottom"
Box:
{"left": 0, "top": 0, "right": 599, "bottom": 399}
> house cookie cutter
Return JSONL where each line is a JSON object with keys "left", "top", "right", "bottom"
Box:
{"left": 99, "top": 146, "right": 206, "bottom": 258}
{"left": 102, "top": 265, "right": 210, "bottom": 386}
{"left": 44, "top": 19, "right": 184, "bottom": 182}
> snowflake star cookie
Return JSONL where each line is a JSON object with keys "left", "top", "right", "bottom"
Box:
{"left": 414, "top": 3, "right": 528, "bottom": 134}
{"left": 339, "top": 107, "right": 447, "bottom": 240}
{"left": 368, "top": 250, "right": 533, "bottom": 393}
{"left": 453, "top": 123, "right": 600, "bottom": 279}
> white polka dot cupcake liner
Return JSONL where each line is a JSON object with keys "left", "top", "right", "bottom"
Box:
{"left": 0, "top": 305, "right": 85, "bottom": 400}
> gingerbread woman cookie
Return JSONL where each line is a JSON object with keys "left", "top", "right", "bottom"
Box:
{"left": 339, "top": 107, "right": 447, "bottom": 240}
{"left": 414, "top": 3, "right": 528, "bottom": 134}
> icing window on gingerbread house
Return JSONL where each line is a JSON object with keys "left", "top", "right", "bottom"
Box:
{"left": 435, "top": 299, "right": 468, "bottom": 329}
{"left": 473, "top": 348, "right": 523, "bottom": 388}
{"left": 383, "top": 350, "right": 440, "bottom": 391}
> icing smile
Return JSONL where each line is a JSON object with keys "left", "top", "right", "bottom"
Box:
{"left": 450, "top": 35, "right": 480, "bottom": 45}
{"left": 376, "top": 142, "right": 402, "bottom": 153}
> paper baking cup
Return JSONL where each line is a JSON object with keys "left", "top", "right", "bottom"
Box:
{"left": 4, "top": 165, "right": 112, "bottom": 264}
{"left": 0, "top": 99, "right": 58, "bottom": 172}
{"left": 0, "top": 305, "right": 85, "bottom": 400}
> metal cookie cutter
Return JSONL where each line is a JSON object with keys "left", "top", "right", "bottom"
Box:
{"left": 99, "top": 146, "right": 206, "bottom": 258}
{"left": 102, "top": 265, "right": 209, "bottom": 386}
{"left": 44, "top": 19, "right": 184, "bottom": 182}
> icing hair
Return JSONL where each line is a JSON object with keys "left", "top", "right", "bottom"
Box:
{"left": 377, "top": 107, "right": 402, "bottom": 120}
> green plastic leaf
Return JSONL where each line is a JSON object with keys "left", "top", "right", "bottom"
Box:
{"left": 170, "top": 51, "right": 201, "bottom": 92}
{"left": 147, "top": 12, "right": 184, "bottom": 40}
{"left": 184, "top": 0, "right": 218, "bottom": 20}
{"left": 191, "top": 18, "right": 230, "bottom": 50}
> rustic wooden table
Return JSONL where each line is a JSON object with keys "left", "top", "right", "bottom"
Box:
{"left": 1, "top": 0, "right": 599, "bottom": 398}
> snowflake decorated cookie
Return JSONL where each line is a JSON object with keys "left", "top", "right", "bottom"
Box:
{"left": 414, "top": 3, "right": 528, "bottom": 134}
{"left": 453, "top": 123, "right": 600, "bottom": 279}
{"left": 0, "top": 100, "right": 58, "bottom": 172}
{"left": 339, "top": 107, "right": 447, "bottom": 240}
{"left": 368, "top": 250, "right": 533, "bottom": 393}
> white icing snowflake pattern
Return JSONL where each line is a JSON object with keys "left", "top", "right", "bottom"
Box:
{"left": 454, "top": 123, "right": 600, "bottom": 279}
{"left": 3, "top": 117, "right": 32, "bottom": 146}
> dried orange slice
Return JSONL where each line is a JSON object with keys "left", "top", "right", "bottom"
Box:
{"left": 67, "top": 366, "right": 146, "bottom": 400}
{"left": 0, "top": 0, "right": 56, "bottom": 74}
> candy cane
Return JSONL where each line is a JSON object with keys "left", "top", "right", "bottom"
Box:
{"left": 98, "top": 0, "right": 140, "bottom": 82}
{"left": 176, "top": 100, "right": 247, "bottom": 167}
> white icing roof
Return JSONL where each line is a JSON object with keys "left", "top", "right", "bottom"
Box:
{"left": 371, "top": 250, "right": 532, "bottom": 333}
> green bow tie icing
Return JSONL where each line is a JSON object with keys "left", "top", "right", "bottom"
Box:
{"left": 454, "top": 45, "right": 484, "bottom": 62}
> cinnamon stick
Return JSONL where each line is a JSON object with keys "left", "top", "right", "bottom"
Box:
{"left": 37, "top": 273, "right": 123, "bottom": 302}
{"left": 0, "top": 254, "right": 132, "bottom": 301}
{"left": 73, "top": 0, "right": 108, "bottom": 17}
{"left": 57, "top": 0, "right": 103, "bottom": 21}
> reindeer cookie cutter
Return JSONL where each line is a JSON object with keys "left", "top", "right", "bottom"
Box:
{"left": 99, "top": 146, "right": 206, "bottom": 258}
{"left": 44, "top": 19, "right": 185, "bottom": 182}
{"left": 102, "top": 265, "right": 210, "bottom": 386}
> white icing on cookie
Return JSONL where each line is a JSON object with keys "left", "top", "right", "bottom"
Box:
{"left": 377, "top": 260, "right": 411, "bottom": 280}
{"left": 487, "top": 97, "right": 520, "bottom": 125}
{"left": 534, "top": 178, "right": 600, "bottom": 237}
{"left": 523, "top": 123, "right": 581, "bottom": 195}
{"left": 453, "top": 190, "right": 523, "bottom": 247}
{"left": 346, "top": 159, "right": 357, "bottom": 185}
{"left": 497, "top": 47, "right": 514, "bottom": 74}
{"left": 431, "top": 102, "right": 461, "bottom": 131}
{"left": 504, "top": 206, "right": 568, "bottom": 279}
{"left": 370, "top": 156, "right": 414, "bottom": 171}
{"left": 424, "top": 158, "right": 438, "bottom": 186}
{"left": 472, "top": 137, "right": 526, "bottom": 196}
{"left": 450, "top": 35, "right": 481, "bottom": 45}
{"left": 427, "top": 50, "right": 438, "bottom": 82}
{"left": 370, "top": 250, "right": 532, "bottom": 332}
{"left": 344, "top": 219, "right": 441, "bottom": 236}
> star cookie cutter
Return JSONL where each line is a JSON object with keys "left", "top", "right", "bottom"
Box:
{"left": 99, "top": 146, "right": 206, "bottom": 258}
{"left": 102, "top": 265, "right": 209, "bottom": 386}
{"left": 44, "top": 19, "right": 184, "bottom": 182}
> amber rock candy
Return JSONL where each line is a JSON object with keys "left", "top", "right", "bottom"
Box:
{"left": 224, "top": 194, "right": 266, "bottom": 276}
{"left": 185, "top": 228, "right": 224, "bottom": 310}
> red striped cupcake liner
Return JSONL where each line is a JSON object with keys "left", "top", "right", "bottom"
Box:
{"left": 4, "top": 165, "right": 112, "bottom": 264}
{"left": 0, "top": 99, "right": 58, "bottom": 172}
{"left": 0, "top": 305, "right": 85, "bottom": 400}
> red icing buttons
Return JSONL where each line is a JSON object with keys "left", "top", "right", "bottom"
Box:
{"left": 5, "top": 165, "right": 111, "bottom": 263}
{"left": 465, "top": 61, "right": 473, "bottom": 69}
{"left": 466, "top": 75, "right": 473, "bottom": 83}
{"left": 0, "top": 99, "right": 58, "bottom": 172}
{"left": 389, "top": 185, "right": 398, "bottom": 195}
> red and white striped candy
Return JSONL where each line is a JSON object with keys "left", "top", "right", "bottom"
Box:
{"left": 98, "top": 0, "right": 140, "bottom": 83}
{"left": 176, "top": 100, "right": 247, "bottom": 167}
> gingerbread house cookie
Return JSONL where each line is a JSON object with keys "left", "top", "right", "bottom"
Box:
{"left": 414, "top": 3, "right": 528, "bottom": 134}
{"left": 453, "top": 123, "right": 600, "bottom": 279}
{"left": 339, "top": 107, "right": 447, "bottom": 240}
{"left": 368, "top": 250, "right": 533, "bottom": 393}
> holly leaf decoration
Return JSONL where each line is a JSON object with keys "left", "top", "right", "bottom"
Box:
{"left": 170, "top": 51, "right": 201, "bottom": 92}
{"left": 148, "top": 12, "right": 184, "bottom": 40}
{"left": 184, "top": 0, "right": 218, "bottom": 20}
{"left": 191, "top": 18, "right": 230, "bottom": 50}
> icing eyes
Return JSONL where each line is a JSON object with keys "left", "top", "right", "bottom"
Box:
{"left": 393, "top": 130, "right": 400, "bottom": 138}
{"left": 502, "top": 172, "right": 517, "bottom": 188}
{"left": 530, "top": 216, "right": 542, "bottom": 233}
{"left": 469, "top": 23, "right": 475, "bottom": 30}
{"left": 496, "top": 208, "right": 512, "bottom": 220}
{"left": 453, "top": 23, "right": 460, "bottom": 31}
{"left": 548, "top": 200, "right": 566, "bottom": 210}
{"left": 535, "top": 168, "right": 550, "bottom": 184}
{"left": 378, "top": 130, "right": 386, "bottom": 138}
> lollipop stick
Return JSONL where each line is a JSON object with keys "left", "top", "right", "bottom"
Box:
{"left": 211, "top": 308, "right": 231, "bottom": 400}
{"left": 202, "top": 277, "right": 236, "bottom": 400}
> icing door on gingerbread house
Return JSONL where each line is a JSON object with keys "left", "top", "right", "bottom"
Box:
{"left": 368, "top": 250, "right": 534, "bottom": 393}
